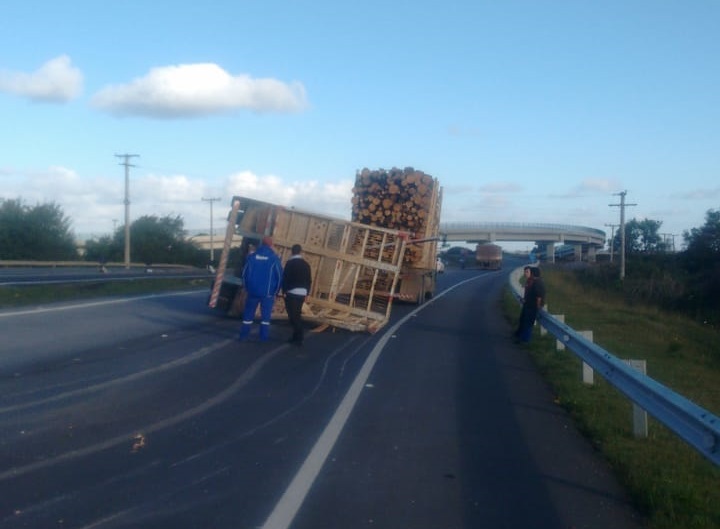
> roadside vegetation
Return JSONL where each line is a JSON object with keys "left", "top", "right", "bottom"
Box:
{"left": 504, "top": 263, "right": 720, "bottom": 529}
{"left": 0, "top": 198, "right": 209, "bottom": 267}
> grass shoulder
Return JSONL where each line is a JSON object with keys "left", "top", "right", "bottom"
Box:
{"left": 503, "top": 265, "right": 720, "bottom": 529}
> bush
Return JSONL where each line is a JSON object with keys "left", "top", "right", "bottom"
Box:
{"left": 567, "top": 254, "right": 718, "bottom": 328}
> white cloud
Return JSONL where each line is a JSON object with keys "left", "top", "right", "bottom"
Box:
{"left": 225, "top": 171, "right": 353, "bottom": 219}
{"left": 1, "top": 165, "right": 355, "bottom": 237}
{"left": 0, "top": 55, "right": 83, "bottom": 102}
{"left": 136, "top": 173, "right": 205, "bottom": 203}
{"left": 677, "top": 187, "right": 720, "bottom": 200}
{"left": 0, "top": 166, "right": 119, "bottom": 235}
{"left": 91, "top": 63, "right": 308, "bottom": 118}
{"left": 572, "top": 178, "right": 623, "bottom": 195}
{"left": 546, "top": 178, "right": 623, "bottom": 199}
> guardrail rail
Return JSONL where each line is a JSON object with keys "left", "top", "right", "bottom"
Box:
{"left": 509, "top": 267, "right": 720, "bottom": 467}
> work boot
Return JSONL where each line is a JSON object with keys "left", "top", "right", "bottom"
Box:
{"left": 259, "top": 322, "right": 270, "bottom": 341}
{"left": 239, "top": 322, "right": 252, "bottom": 341}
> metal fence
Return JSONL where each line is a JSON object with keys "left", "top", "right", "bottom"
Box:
{"left": 509, "top": 267, "right": 720, "bottom": 467}
{"left": 441, "top": 221, "right": 606, "bottom": 239}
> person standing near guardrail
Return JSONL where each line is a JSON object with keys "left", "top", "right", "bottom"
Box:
{"left": 239, "top": 236, "right": 283, "bottom": 342}
{"left": 515, "top": 265, "right": 546, "bottom": 342}
{"left": 282, "top": 244, "right": 312, "bottom": 346}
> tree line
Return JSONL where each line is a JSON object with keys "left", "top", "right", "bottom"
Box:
{"left": 0, "top": 198, "right": 206, "bottom": 267}
{"left": 577, "top": 209, "right": 720, "bottom": 328}
{"left": 2, "top": 198, "right": 719, "bottom": 325}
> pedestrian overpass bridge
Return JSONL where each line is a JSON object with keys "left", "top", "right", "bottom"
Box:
{"left": 439, "top": 222, "right": 607, "bottom": 262}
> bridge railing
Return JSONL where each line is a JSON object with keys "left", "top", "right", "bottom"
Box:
{"left": 509, "top": 267, "right": 720, "bottom": 467}
{"left": 442, "top": 221, "right": 606, "bottom": 239}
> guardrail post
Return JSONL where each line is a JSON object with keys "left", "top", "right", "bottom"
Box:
{"left": 509, "top": 266, "right": 720, "bottom": 465}
{"left": 552, "top": 315, "right": 565, "bottom": 349}
{"left": 579, "top": 330, "right": 594, "bottom": 385}
{"left": 624, "top": 359, "right": 649, "bottom": 438}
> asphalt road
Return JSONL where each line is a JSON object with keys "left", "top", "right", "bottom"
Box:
{"left": 0, "top": 266, "right": 646, "bottom": 529}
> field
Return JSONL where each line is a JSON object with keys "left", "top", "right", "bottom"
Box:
{"left": 504, "top": 265, "right": 720, "bottom": 529}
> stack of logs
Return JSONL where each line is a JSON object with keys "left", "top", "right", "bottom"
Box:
{"left": 351, "top": 167, "right": 437, "bottom": 264}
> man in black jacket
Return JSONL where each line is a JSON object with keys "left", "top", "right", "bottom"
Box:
{"left": 515, "top": 265, "right": 546, "bottom": 342}
{"left": 282, "top": 244, "right": 312, "bottom": 345}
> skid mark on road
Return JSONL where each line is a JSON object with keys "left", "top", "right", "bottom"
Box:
{"left": 260, "top": 275, "right": 483, "bottom": 529}
{"left": 0, "top": 339, "right": 229, "bottom": 415}
{"left": 170, "top": 333, "right": 370, "bottom": 470}
{"left": 0, "top": 340, "right": 281, "bottom": 482}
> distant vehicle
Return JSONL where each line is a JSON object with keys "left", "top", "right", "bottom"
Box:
{"left": 436, "top": 257, "right": 445, "bottom": 273}
{"left": 476, "top": 243, "right": 502, "bottom": 270}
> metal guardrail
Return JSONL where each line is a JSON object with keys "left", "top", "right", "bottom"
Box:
{"left": 509, "top": 267, "right": 720, "bottom": 467}
{"left": 0, "top": 260, "right": 197, "bottom": 269}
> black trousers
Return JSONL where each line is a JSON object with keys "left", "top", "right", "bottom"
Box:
{"left": 284, "top": 293, "right": 306, "bottom": 343}
{"left": 516, "top": 304, "right": 538, "bottom": 342}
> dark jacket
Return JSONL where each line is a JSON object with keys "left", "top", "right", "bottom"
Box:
{"left": 523, "top": 276, "right": 546, "bottom": 311}
{"left": 282, "top": 255, "right": 312, "bottom": 295}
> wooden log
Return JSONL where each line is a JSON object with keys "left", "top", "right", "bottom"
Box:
{"left": 350, "top": 166, "right": 439, "bottom": 265}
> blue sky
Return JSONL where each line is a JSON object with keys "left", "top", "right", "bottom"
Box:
{"left": 1, "top": 1, "right": 718, "bottom": 250}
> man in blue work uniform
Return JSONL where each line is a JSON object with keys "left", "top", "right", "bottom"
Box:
{"left": 239, "top": 236, "right": 282, "bottom": 341}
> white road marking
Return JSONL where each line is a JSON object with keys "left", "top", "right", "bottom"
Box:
{"left": 260, "top": 275, "right": 481, "bottom": 529}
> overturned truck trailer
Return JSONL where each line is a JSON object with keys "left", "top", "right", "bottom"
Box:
{"left": 208, "top": 196, "right": 409, "bottom": 333}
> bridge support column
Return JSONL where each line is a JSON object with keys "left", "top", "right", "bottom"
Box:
{"left": 573, "top": 244, "right": 582, "bottom": 261}
{"left": 586, "top": 246, "right": 597, "bottom": 263}
{"left": 545, "top": 242, "right": 555, "bottom": 263}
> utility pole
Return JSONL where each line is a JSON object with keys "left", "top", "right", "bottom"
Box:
{"left": 202, "top": 197, "right": 222, "bottom": 263}
{"left": 609, "top": 191, "right": 637, "bottom": 280}
{"left": 604, "top": 223, "right": 619, "bottom": 263}
{"left": 115, "top": 154, "right": 140, "bottom": 269}
{"left": 661, "top": 233, "right": 677, "bottom": 253}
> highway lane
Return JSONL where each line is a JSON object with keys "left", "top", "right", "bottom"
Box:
{"left": 0, "top": 268, "right": 644, "bottom": 529}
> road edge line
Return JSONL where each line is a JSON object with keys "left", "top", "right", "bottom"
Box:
{"left": 260, "top": 275, "right": 482, "bottom": 529}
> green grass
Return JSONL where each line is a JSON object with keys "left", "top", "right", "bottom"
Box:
{"left": 504, "top": 265, "right": 720, "bottom": 529}
{"left": 0, "top": 278, "right": 211, "bottom": 308}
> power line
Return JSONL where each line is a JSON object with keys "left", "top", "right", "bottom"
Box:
{"left": 609, "top": 191, "right": 637, "bottom": 280}
{"left": 115, "top": 154, "right": 140, "bottom": 269}
{"left": 660, "top": 233, "right": 677, "bottom": 252}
